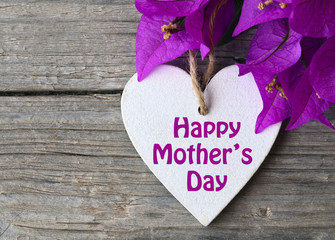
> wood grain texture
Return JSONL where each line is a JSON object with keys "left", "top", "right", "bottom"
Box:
{"left": 0, "top": 95, "right": 334, "bottom": 239}
{"left": 0, "top": 0, "right": 334, "bottom": 239}
{"left": 0, "top": 0, "right": 253, "bottom": 92}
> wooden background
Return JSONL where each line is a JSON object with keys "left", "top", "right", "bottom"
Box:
{"left": 0, "top": 1, "right": 334, "bottom": 239}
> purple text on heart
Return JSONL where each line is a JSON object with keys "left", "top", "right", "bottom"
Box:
{"left": 152, "top": 117, "right": 254, "bottom": 192}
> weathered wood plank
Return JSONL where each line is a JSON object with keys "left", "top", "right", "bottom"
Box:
{"left": 0, "top": 1, "right": 253, "bottom": 92}
{"left": 0, "top": 95, "right": 334, "bottom": 239}
{"left": 1, "top": 1, "right": 335, "bottom": 239}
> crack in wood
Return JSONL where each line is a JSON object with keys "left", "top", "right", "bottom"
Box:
{"left": 0, "top": 223, "right": 11, "bottom": 238}
{"left": 0, "top": 90, "right": 123, "bottom": 97}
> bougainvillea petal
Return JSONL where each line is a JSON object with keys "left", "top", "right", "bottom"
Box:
{"left": 252, "top": 71, "right": 291, "bottom": 133}
{"left": 233, "top": 0, "right": 335, "bottom": 131}
{"left": 233, "top": 0, "right": 292, "bottom": 36}
{"left": 236, "top": 63, "right": 251, "bottom": 76}
{"left": 237, "top": 19, "right": 302, "bottom": 75}
{"left": 278, "top": 60, "right": 305, "bottom": 101}
{"left": 286, "top": 68, "right": 334, "bottom": 130}
{"left": 289, "top": 0, "right": 335, "bottom": 38}
{"left": 200, "top": 44, "right": 210, "bottom": 60}
{"left": 300, "top": 37, "right": 326, "bottom": 67}
{"left": 274, "top": 0, "right": 292, "bottom": 3}
{"left": 136, "top": 15, "right": 200, "bottom": 81}
{"left": 314, "top": 113, "right": 335, "bottom": 130}
{"left": 185, "top": 0, "right": 234, "bottom": 59}
{"left": 135, "top": 0, "right": 209, "bottom": 17}
{"left": 309, "top": 35, "right": 335, "bottom": 103}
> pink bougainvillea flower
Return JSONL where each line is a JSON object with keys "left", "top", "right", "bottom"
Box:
{"left": 237, "top": 19, "right": 300, "bottom": 133}
{"left": 281, "top": 36, "right": 334, "bottom": 130}
{"left": 252, "top": 70, "right": 291, "bottom": 133}
{"left": 286, "top": 67, "right": 334, "bottom": 130}
{"left": 279, "top": 58, "right": 334, "bottom": 130}
{"left": 136, "top": 15, "right": 200, "bottom": 81}
{"left": 135, "top": 0, "right": 234, "bottom": 81}
{"left": 237, "top": 20, "right": 334, "bottom": 132}
{"left": 235, "top": 0, "right": 335, "bottom": 132}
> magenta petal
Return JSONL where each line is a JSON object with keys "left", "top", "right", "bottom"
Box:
{"left": 135, "top": 0, "right": 209, "bottom": 17}
{"left": 309, "top": 35, "right": 335, "bottom": 103}
{"left": 185, "top": 0, "right": 234, "bottom": 50}
{"left": 275, "top": 0, "right": 292, "bottom": 3}
{"left": 236, "top": 63, "right": 251, "bottom": 76}
{"left": 200, "top": 44, "right": 210, "bottom": 60}
{"left": 136, "top": 15, "right": 200, "bottom": 81}
{"left": 300, "top": 37, "right": 326, "bottom": 67}
{"left": 278, "top": 60, "right": 305, "bottom": 100}
{"left": 314, "top": 113, "right": 335, "bottom": 130}
{"left": 240, "top": 19, "right": 302, "bottom": 75}
{"left": 286, "top": 68, "right": 334, "bottom": 130}
{"left": 252, "top": 71, "right": 291, "bottom": 133}
{"left": 279, "top": 39, "right": 325, "bottom": 103}
{"left": 289, "top": 0, "right": 335, "bottom": 38}
{"left": 233, "top": 0, "right": 292, "bottom": 36}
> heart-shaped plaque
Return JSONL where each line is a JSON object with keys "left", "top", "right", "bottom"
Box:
{"left": 121, "top": 65, "right": 281, "bottom": 226}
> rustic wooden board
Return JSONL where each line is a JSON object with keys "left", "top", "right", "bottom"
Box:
{"left": 0, "top": 0, "right": 335, "bottom": 239}
{"left": 0, "top": 0, "right": 253, "bottom": 92}
{"left": 0, "top": 95, "right": 334, "bottom": 239}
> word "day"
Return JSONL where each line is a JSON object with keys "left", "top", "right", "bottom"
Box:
{"left": 187, "top": 171, "right": 227, "bottom": 192}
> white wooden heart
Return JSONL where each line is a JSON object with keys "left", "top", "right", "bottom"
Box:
{"left": 121, "top": 65, "right": 281, "bottom": 226}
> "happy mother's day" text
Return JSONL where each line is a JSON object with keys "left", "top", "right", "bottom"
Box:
{"left": 152, "top": 117, "right": 253, "bottom": 192}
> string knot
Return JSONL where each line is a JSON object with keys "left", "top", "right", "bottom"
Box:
{"left": 189, "top": 49, "right": 208, "bottom": 115}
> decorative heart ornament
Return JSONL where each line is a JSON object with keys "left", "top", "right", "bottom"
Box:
{"left": 121, "top": 65, "right": 281, "bottom": 226}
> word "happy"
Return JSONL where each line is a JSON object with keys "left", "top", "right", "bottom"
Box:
{"left": 174, "top": 117, "right": 241, "bottom": 139}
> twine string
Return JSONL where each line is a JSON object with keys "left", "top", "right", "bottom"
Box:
{"left": 189, "top": 0, "right": 228, "bottom": 115}
{"left": 203, "top": 0, "right": 228, "bottom": 90}
{"left": 189, "top": 49, "right": 208, "bottom": 115}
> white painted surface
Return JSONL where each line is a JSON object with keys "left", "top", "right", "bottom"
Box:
{"left": 121, "top": 65, "right": 281, "bottom": 226}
